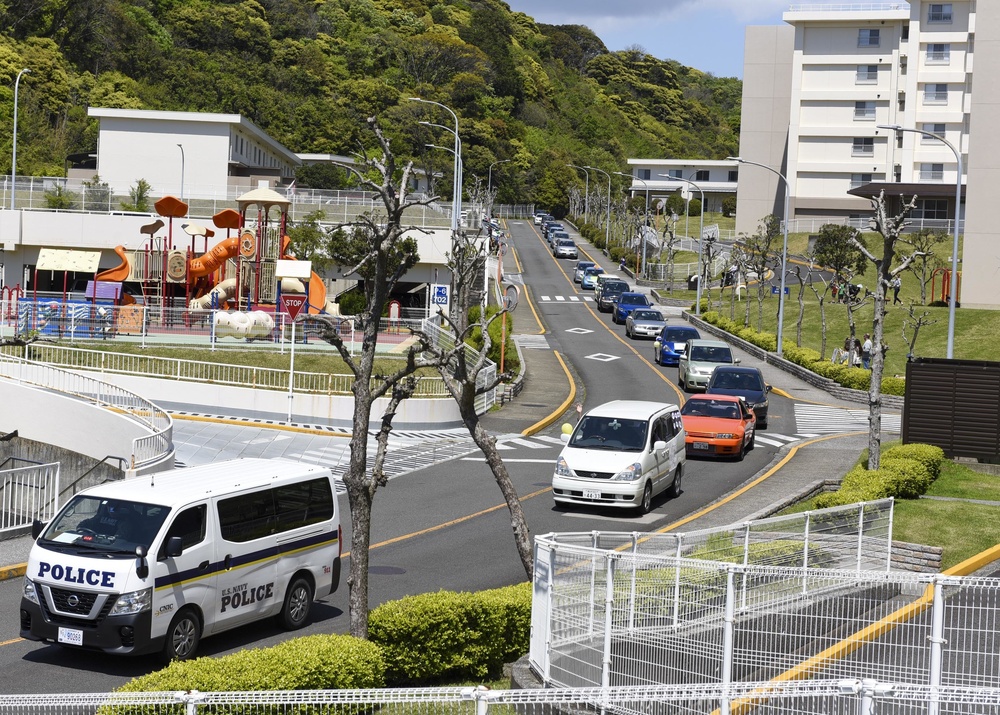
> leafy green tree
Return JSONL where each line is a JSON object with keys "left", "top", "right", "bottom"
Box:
{"left": 120, "top": 178, "right": 152, "bottom": 212}
{"left": 722, "top": 195, "right": 737, "bottom": 217}
{"left": 285, "top": 210, "right": 334, "bottom": 273}
{"left": 295, "top": 163, "right": 352, "bottom": 190}
{"left": 44, "top": 184, "right": 77, "bottom": 210}
{"left": 81, "top": 174, "right": 112, "bottom": 211}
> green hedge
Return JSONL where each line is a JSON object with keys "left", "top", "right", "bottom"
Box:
{"left": 697, "top": 313, "right": 905, "bottom": 396}
{"left": 368, "top": 582, "right": 532, "bottom": 683}
{"left": 116, "top": 634, "right": 386, "bottom": 692}
{"left": 468, "top": 305, "right": 520, "bottom": 375}
{"left": 814, "top": 442, "right": 945, "bottom": 509}
{"left": 883, "top": 443, "right": 946, "bottom": 479}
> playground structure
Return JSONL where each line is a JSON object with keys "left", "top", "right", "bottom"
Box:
{"left": 94, "top": 188, "right": 337, "bottom": 326}
{"left": 930, "top": 267, "right": 962, "bottom": 305}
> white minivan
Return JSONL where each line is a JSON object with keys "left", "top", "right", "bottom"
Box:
{"left": 552, "top": 401, "right": 686, "bottom": 514}
{"left": 20, "top": 458, "right": 341, "bottom": 662}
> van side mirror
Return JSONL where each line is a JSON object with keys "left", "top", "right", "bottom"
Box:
{"left": 653, "top": 440, "right": 667, "bottom": 451}
{"left": 135, "top": 545, "right": 149, "bottom": 579}
{"left": 31, "top": 519, "right": 45, "bottom": 540}
{"left": 765, "top": 384, "right": 772, "bottom": 392}
{"left": 165, "top": 536, "right": 184, "bottom": 558}
{"left": 734, "top": 358, "right": 741, "bottom": 364}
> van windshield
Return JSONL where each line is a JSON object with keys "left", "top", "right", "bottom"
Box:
{"left": 571, "top": 416, "right": 648, "bottom": 452}
{"left": 689, "top": 345, "right": 734, "bottom": 363}
{"left": 40, "top": 495, "right": 171, "bottom": 555}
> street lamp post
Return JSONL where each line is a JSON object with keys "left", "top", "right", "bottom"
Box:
{"left": 660, "top": 174, "right": 705, "bottom": 314}
{"left": 410, "top": 98, "right": 461, "bottom": 234}
{"left": 727, "top": 156, "right": 790, "bottom": 357}
{"left": 11, "top": 68, "right": 31, "bottom": 211}
{"left": 567, "top": 164, "right": 590, "bottom": 224}
{"left": 420, "top": 120, "right": 463, "bottom": 228}
{"left": 177, "top": 143, "right": 185, "bottom": 202}
{"left": 488, "top": 159, "right": 510, "bottom": 192}
{"left": 614, "top": 172, "right": 650, "bottom": 276}
{"left": 878, "top": 123, "right": 963, "bottom": 359}
{"left": 584, "top": 166, "right": 612, "bottom": 250}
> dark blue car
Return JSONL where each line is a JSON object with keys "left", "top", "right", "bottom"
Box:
{"left": 612, "top": 292, "right": 652, "bottom": 323}
{"left": 654, "top": 325, "right": 701, "bottom": 366}
{"left": 706, "top": 365, "right": 771, "bottom": 428}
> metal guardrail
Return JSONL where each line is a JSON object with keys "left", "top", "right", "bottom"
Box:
{"left": 0, "top": 462, "right": 60, "bottom": 534}
{"left": 0, "top": 352, "right": 173, "bottom": 470}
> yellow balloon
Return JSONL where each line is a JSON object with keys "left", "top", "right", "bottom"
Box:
{"left": 561, "top": 422, "right": 573, "bottom": 435}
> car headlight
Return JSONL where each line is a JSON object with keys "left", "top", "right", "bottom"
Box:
{"left": 109, "top": 588, "right": 152, "bottom": 616}
{"left": 554, "top": 456, "right": 572, "bottom": 477}
{"left": 611, "top": 463, "right": 642, "bottom": 481}
{"left": 23, "top": 577, "right": 38, "bottom": 604}
{"left": 716, "top": 433, "right": 736, "bottom": 439}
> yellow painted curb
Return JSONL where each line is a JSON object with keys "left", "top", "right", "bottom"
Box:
{"left": 172, "top": 413, "right": 354, "bottom": 439}
{"left": 0, "top": 563, "right": 26, "bottom": 582}
{"left": 522, "top": 351, "right": 576, "bottom": 436}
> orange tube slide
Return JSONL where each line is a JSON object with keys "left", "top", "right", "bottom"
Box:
{"left": 189, "top": 236, "right": 240, "bottom": 278}
{"left": 96, "top": 246, "right": 131, "bottom": 282}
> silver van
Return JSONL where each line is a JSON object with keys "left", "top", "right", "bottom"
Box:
{"left": 678, "top": 338, "right": 740, "bottom": 392}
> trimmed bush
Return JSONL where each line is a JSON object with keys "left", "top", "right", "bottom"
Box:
{"left": 116, "top": 634, "right": 386, "bottom": 692}
{"left": 781, "top": 344, "right": 821, "bottom": 367}
{"left": 368, "top": 582, "right": 531, "bottom": 683}
{"left": 881, "top": 375, "right": 905, "bottom": 396}
{"left": 883, "top": 443, "right": 945, "bottom": 479}
{"left": 878, "top": 457, "right": 934, "bottom": 497}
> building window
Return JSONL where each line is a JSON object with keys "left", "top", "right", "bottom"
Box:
{"left": 852, "top": 137, "right": 875, "bottom": 157}
{"left": 924, "top": 83, "right": 948, "bottom": 104}
{"left": 854, "top": 101, "right": 876, "bottom": 121}
{"left": 927, "top": 43, "right": 950, "bottom": 64}
{"left": 694, "top": 170, "right": 710, "bottom": 182}
{"left": 928, "top": 3, "right": 953, "bottom": 23}
{"left": 639, "top": 169, "right": 651, "bottom": 180}
{"left": 728, "top": 170, "right": 738, "bottom": 182}
{"left": 856, "top": 65, "right": 878, "bottom": 84}
{"left": 902, "top": 24, "right": 909, "bottom": 41}
{"left": 921, "top": 123, "right": 947, "bottom": 143}
{"left": 858, "top": 29, "right": 880, "bottom": 47}
{"left": 667, "top": 169, "right": 682, "bottom": 179}
{"left": 851, "top": 174, "right": 874, "bottom": 190}
{"left": 913, "top": 199, "right": 949, "bottom": 219}
{"left": 920, "top": 163, "right": 945, "bottom": 181}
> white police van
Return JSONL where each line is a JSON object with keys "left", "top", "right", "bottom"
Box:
{"left": 20, "top": 458, "right": 341, "bottom": 662}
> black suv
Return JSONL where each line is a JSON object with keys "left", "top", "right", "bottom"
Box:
{"left": 597, "top": 280, "right": 631, "bottom": 312}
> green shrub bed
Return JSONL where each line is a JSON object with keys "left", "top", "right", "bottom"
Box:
{"left": 815, "top": 443, "right": 945, "bottom": 509}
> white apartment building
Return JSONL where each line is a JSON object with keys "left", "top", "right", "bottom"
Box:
{"left": 625, "top": 159, "right": 739, "bottom": 215}
{"left": 739, "top": 1, "right": 1000, "bottom": 309}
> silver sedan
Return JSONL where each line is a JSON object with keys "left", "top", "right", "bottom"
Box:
{"left": 553, "top": 238, "right": 579, "bottom": 259}
{"left": 625, "top": 308, "right": 667, "bottom": 339}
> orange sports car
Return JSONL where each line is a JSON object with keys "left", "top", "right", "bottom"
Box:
{"left": 679, "top": 394, "right": 756, "bottom": 461}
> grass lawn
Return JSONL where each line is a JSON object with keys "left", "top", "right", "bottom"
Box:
{"left": 782, "top": 460, "right": 1000, "bottom": 570}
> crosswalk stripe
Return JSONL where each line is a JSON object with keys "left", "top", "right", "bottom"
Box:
{"left": 794, "top": 404, "right": 901, "bottom": 434}
{"left": 503, "top": 438, "right": 552, "bottom": 449}
{"left": 533, "top": 435, "right": 567, "bottom": 445}
{"left": 754, "top": 436, "right": 790, "bottom": 448}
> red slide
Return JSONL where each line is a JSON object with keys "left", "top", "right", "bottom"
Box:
{"left": 189, "top": 236, "right": 240, "bottom": 278}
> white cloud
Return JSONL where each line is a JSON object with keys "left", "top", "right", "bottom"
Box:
{"left": 506, "top": 0, "right": 794, "bottom": 25}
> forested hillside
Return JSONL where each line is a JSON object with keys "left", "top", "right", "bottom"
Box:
{"left": 0, "top": 0, "right": 740, "bottom": 210}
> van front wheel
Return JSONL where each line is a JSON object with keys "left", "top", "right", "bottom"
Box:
{"left": 161, "top": 608, "right": 201, "bottom": 663}
{"left": 279, "top": 577, "right": 313, "bottom": 630}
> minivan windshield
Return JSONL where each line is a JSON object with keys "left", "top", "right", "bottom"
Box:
{"left": 570, "top": 416, "right": 648, "bottom": 452}
{"left": 662, "top": 328, "right": 699, "bottom": 342}
{"left": 40, "top": 495, "right": 171, "bottom": 555}
{"left": 688, "top": 345, "right": 734, "bottom": 363}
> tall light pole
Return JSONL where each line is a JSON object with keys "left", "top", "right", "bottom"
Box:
{"left": 410, "top": 98, "right": 460, "bottom": 234}
{"left": 176, "top": 143, "right": 185, "bottom": 202}
{"left": 614, "top": 171, "right": 650, "bottom": 276}
{"left": 584, "top": 166, "right": 611, "bottom": 249}
{"left": 488, "top": 159, "right": 510, "bottom": 192}
{"left": 11, "top": 68, "right": 30, "bottom": 211}
{"left": 567, "top": 164, "right": 590, "bottom": 224}
{"left": 728, "top": 156, "right": 790, "bottom": 357}
{"left": 661, "top": 174, "right": 705, "bottom": 314}
{"left": 878, "top": 123, "right": 963, "bottom": 359}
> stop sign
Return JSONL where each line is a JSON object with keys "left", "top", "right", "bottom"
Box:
{"left": 280, "top": 294, "right": 308, "bottom": 320}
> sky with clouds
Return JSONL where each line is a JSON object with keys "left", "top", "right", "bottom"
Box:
{"left": 503, "top": 1, "right": 864, "bottom": 78}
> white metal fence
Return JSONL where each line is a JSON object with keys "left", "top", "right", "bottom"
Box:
{"left": 530, "top": 498, "right": 1000, "bottom": 698}
{"left": 0, "top": 462, "right": 60, "bottom": 535}
{"left": 0, "top": 352, "right": 173, "bottom": 470}
{"left": 420, "top": 318, "right": 498, "bottom": 414}
{"left": 785, "top": 216, "right": 964, "bottom": 235}
{"left": 4, "top": 681, "right": 1000, "bottom": 715}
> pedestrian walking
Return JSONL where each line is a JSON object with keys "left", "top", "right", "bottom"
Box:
{"left": 832, "top": 335, "right": 852, "bottom": 364}
{"left": 891, "top": 275, "right": 902, "bottom": 304}
{"left": 861, "top": 333, "right": 873, "bottom": 369}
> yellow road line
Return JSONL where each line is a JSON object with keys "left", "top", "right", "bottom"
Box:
{"left": 523, "top": 351, "right": 576, "bottom": 436}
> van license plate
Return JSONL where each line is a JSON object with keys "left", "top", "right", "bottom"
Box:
{"left": 583, "top": 490, "right": 602, "bottom": 500}
{"left": 693, "top": 442, "right": 710, "bottom": 451}
{"left": 58, "top": 627, "right": 83, "bottom": 646}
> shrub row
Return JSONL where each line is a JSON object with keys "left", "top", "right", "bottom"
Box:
{"left": 698, "top": 311, "right": 905, "bottom": 396}
{"left": 116, "top": 583, "right": 531, "bottom": 693}
{"left": 815, "top": 443, "right": 946, "bottom": 509}
{"left": 468, "top": 305, "right": 520, "bottom": 375}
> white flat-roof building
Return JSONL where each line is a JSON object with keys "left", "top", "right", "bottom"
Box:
{"left": 624, "top": 160, "right": 739, "bottom": 214}
{"left": 738, "top": 1, "right": 1000, "bottom": 308}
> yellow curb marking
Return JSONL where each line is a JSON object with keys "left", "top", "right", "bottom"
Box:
{"left": 522, "top": 351, "right": 576, "bottom": 437}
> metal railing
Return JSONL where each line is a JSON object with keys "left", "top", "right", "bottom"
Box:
{"left": 4, "top": 681, "right": 1000, "bottom": 715}
{"left": 785, "top": 216, "right": 965, "bottom": 235}
{"left": 0, "top": 462, "right": 60, "bottom": 534}
{"left": 0, "top": 352, "right": 173, "bottom": 470}
{"left": 420, "top": 318, "right": 497, "bottom": 413}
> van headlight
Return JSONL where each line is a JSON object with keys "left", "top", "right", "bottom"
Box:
{"left": 554, "top": 456, "right": 572, "bottom": 477}
{"left": 612, "top": 463, "right": 642, "bottom": 481}
{"left": 109, "top": 588, "right": 152, "bottom": 616}
{"left": 23, "top": 578, "right": 38, "bottom": 604}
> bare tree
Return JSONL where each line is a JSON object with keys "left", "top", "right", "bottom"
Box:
{"left": 900, "top": 229, "right": 948, "bottom": 304}
{"left": 901, "top": 302, "right": 938, "bottom": 361}
{"left": 851, "top": 191, "right": 920, "bottom": 469}
{"left": 741, "top": 214, "right": 781, "bottom": 332}
{"left": 726, "top": 242, "right": 750, "bottom": 322}
{"left": 313, "top": 118, "right": 439, "bottom": 639}
{"left": 418, "top": 230, "right": 534, "bottom": 576}
{"left": 788, "top": 260, "right": 816, "bottom": 348}
{"left": 658, "top": 210, "right": 682, "bottom": 291}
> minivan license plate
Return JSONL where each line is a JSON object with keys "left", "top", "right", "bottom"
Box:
{"left": 58, "top": 627, "right": 83, "bottom": 646}
{"left": 583, "top": 490, "right": 602, "bottom": 500}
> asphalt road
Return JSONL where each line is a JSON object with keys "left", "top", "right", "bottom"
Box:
{"left": 1, "top": 218, "right": 813, "bottom": 693}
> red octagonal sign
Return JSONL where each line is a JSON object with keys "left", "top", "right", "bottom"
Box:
{"left": 280, "top": 294, "right": 308, "bottom": 320}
